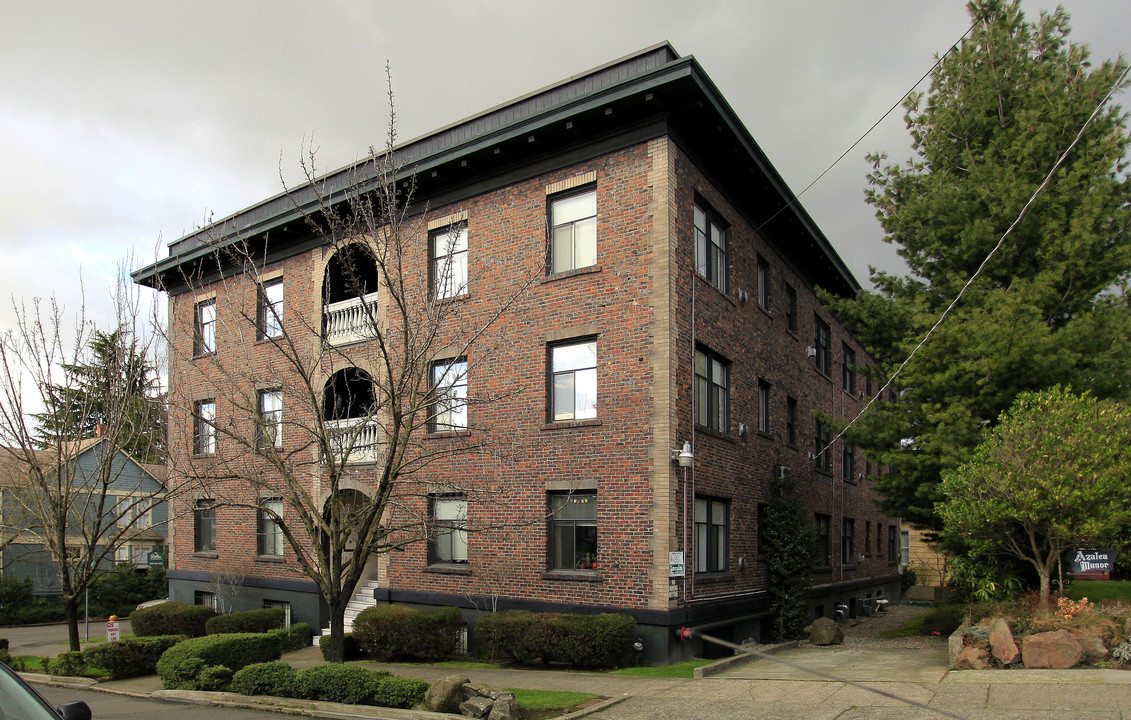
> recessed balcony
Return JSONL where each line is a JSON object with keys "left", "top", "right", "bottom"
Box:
{"left": 324, "top": 292, "right": 379, "bottom": 346}
{"left": 324, "top": 417, "right": 382, "bottom": 464}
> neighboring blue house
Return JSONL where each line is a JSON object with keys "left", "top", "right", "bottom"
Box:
{"left": 0, "top": 438, "right": 168, "bottom": 594}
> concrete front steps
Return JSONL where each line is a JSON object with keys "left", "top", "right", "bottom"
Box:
{"left": 315, "top": 578, "right": 379, "bottom": 646}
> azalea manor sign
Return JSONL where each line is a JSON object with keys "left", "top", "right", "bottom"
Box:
{"left": 1068, "top": 549, "right": 1117, "bottom": 579}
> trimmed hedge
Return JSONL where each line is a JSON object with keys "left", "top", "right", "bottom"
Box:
{"left": 475, "top": 610, "right": 635, "bottom": 668}
{"left": 270, "top": 622, "right": 313, "bottom": 653}
{"left": 352, "top": 604, "right": 463, "bottom": 661}
{"left": 132, "top": 602, "right": 217, "bottom": 638}
{"left": 230, "top": 662, "right": 298, "bottom": 697}
{"left": 230, "top": 662, "right": 427, "bottom": 709}
{"left": 156, "top": 633, "right": 283, "bottom": 690}
{"left": 295, "top": 665, "right": 388, "bottom": 705}
{"left": 81, "top": 635, "right": 183, "bottom": 680}
{"left": 206, "top": 608, "right": 286, "bottom": 635}
{"left": 319, "top": 632, "right": 363, "bottom": 661}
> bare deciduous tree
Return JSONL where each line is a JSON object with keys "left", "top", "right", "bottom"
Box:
{"left": 155, "top": 75, "right": 543, "bottom": 662}
{"left": 0, "top": 290, "right": 168, "bottom": 651}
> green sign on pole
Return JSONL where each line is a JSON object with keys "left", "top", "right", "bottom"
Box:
{"left": 147, "top": 552, "right": 165, "bottom": 567}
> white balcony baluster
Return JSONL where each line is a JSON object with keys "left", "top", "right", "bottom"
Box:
{"left": 324, "top": 418, "right": 382, "bottom": 464}
{"left": 324, "top": 292, "right": 379, "bottom": 346}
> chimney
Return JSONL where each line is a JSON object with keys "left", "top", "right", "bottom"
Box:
{"left": 95, "top": 424, "right": 106, "bottom": 438}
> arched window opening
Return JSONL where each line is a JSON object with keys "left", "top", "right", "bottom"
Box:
{"left": 322, "top": 368, "right": 381, "bottom": 463}
{"left": 323, "top": 244, "right": 380, "bottom": 345}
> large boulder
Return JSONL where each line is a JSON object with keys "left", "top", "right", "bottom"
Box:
{"left": 1022, "top": 630, "right": 1084, "bottom": 669}
{"left": 955, "top": 645, "right": 991, "bottom": 670}
{"left": 1066, "top": 629, "right": 1108, "bottom": 662}
{"left": 989, "top": 619, "right": 1020, "bottom": 665}
{"left": 804, "top": 617, "right": 844, "bottom": 645}
{"left": 424, "top": 674, "right": 469, "bottom": 713}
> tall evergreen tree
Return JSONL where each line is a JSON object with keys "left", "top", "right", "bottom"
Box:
{"left": 35, "top": 327, "right": 165, "bottom": 463}
{"left": 826, "top": 0, "right": 1131, "bottom": 527}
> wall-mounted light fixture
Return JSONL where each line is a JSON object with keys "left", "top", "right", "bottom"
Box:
{"left": 671, "top": 441, "right": 694, "bottom": 467}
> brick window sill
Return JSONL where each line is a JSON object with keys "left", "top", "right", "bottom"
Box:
{"left": 543, "top": 265, "right": 602, "bottom": 283}
{"left": 425, "top": 429, "right": 471, "bottom": 440}
{"left": 544, "top": 571, "right": 602, "bottom": 582}
{"left": 425, "top": 565, "right": 471, "bottom": 576}
{"left": 541, "top": 419, "right": 602, "bottom": 431}
{"left": 256, "top": 555, "right": 284, "bottom": 563}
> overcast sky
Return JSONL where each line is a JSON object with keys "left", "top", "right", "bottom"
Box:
{"left": 1, "top": 0, "right": 1128, "bottom": 340}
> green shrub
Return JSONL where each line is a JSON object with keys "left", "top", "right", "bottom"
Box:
{"left": 319, "top": 632, "right": 364, "bottom": 661}
{"left": 406, "top": 606, "right": 464, "bottom": 660}
{"left": 556, "top": 613, "right": 635, "bottom": 668}
{"left": 295, "top": 665, "right": 387, "bottom": 705}
{"left": 156, "top": 633, "right": 283, "bottom": 690}
{"left": 206, "top": 607, "right": 286, "bottom": 635}
{"left": 0, "top": 577, "right": 35, "bottom": 625}
{"left": 352, "top": 605, "right": 416, "bottom": 661}
{"left": 920, "top": 604, "right": 967, "bottom": 636}
{"left": 89, "top": 565, "right": 168, "bottom": 618}
{"left": 230, "top": 662, "right": 298, "bottom": 697}
{"left": 475, "top": 611, "right": 634, "bottom": 668}
{"left": 132, "top": 602, "right": 217, "bottom": 638}
{"left": 48, "top": 652, "right": 87, "bottom": 677}
{"left": 475, "top": 610, "right": 560, "bottom": 665}
{"left": 81, "top": 635, "right": 182, "bottom": 680}
{"left": 196, "top": 664, "right": 233, "bottom": 691}
{"left": 371, "top": 675, "right": 429, "bottom": 709}
{"left": 268, "top": 622, "right": 312, "bottom": 653}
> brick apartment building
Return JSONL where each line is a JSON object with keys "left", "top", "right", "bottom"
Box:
{"left": 134, "top": 43, "right": 900, "bottom": 663}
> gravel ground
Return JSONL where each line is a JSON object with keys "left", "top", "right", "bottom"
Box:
{"left": 834, "top": 602, "right": 948, "bottom": 649}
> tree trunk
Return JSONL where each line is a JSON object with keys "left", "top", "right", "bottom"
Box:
{"left": 1038, "top": 569, "right": 1051, "bottom": 610}
{"left": 323, "top": 599, "right": 347, "bottom": 663}
{"left": 63, "top": 596, "right": 82, "bottom": 653}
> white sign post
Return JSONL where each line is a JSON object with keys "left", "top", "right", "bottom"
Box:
{"left": 106, "top": 619, "right": 120, "bottom": 643}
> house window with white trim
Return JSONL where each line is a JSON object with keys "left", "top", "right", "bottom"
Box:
{"left": 431, "top": 225, "right": 468, "bottom": 299}
{"left": 429, "top": 496, "right": 468, "bottom": 565}
{"left": 257, "top": 497, "right": 284, "bottom": 557}
{"left": 549, "top": 340, "right": 597, "bottom": 421}
{"left": 258, "top": 278, "right": 284, "bottom": 339}
{"left": 430, "top": 359, "right": 468, "bottom": 432}
{"left": 194, "top": 299, "right": 216, "bottom": 356}
{"left": 548, "top": 492, "right": 597, "bottom": 571}
{"left": 549, "top": 188, "right": 596, "bottom": 274}
{"left": 695, "top": 496, "right": 729, "bottom": 573}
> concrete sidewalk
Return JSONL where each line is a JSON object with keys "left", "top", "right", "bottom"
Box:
{"left": 14, "top": 624, "right": 1131, "bottom": 720}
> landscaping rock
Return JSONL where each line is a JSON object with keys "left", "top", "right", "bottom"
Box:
{"left": 487, "top": 695, "right": 520, "bottom": 720}
{"left": 1066, "top": 629, "right": 1108, "bottom": 661}
{"left": 955, "top": 645, "right": 991, "bottom": 670}
{"left": 1022, "top": 630, "right": 1084, "bottom": 669}
{"left": 424, "top": 674, "right": 469, "bottom": 713}
{"left": 989, "top": 619, "right": 1020, "bottom": 665}
{"left": 804, "top": 617, "right": 844, "bottom": 645}
{"left": 459, "top": 696, "right": 494, "bottom": 718}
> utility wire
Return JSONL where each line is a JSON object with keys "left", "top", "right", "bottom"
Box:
{"left": 818, "top": 60, "right": 1131, "bottom": 461}
{"left": 752, "top": 18, "right": 980, "bottom": 238}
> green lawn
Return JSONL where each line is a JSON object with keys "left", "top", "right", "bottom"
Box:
{"left": 610, "top": 658, "right": 714, "bottom": 678}
{"left": 507, "top": 689, "right": 601, "bottom": 719}
{"left": 1066, "top": 579, "right": 1131, "bottom": 604}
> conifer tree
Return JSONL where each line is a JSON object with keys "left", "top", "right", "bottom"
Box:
{"left": 826, "top": 0, "right": 1131, "bottom": 526}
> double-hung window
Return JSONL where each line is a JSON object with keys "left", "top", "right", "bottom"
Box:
{"left": 814, "top": 419, "right": 832, "bottom": 472}
{"left": 258, "top": 389, "right": 282, "bottom": 450}
{"left": 758, "top": 381, "right": 771, "bottom": 433}
{"left": 757, "top": 257, "right": 770, "bottom": 309}
{"left": 257, "top": 497, "right": 284, "bottom": 557}
{"left": 842, "top": 518, "right": 855, "bottom": 564}
{"left": 258, "top": 278, "right": 284, "bottom": 340}
{"left": 843, "top": 444, "right": 856, "bottom": 482}
{"left": 694, "top": 201, "right": 728, "bottom": 292}
{"left": 785, "top": 284, "right": 798, "bottom": 332}
{"left": 194, "top": 499, "right": 215, "bottom": 553}
{"left": 842, "top": 343, "right": 856, "bottom": 394}
{"left": 549, "top": 189, "right": 596, "bottom": 274}
{"left": 429, "top": 496, "right": 468, "bottom": 565}
{"left": 889, "top": 526, "right": 899, "bottom": 563}
{"left": 549, "top": 492, "right": 597, "bottom": 570}
{"left": 694, "top": 348, "right": 729, "bottom": 433}
{"left": 786, "top": 396, "right": 798, "bottom": 445}
{"left": 431, "top": 225, "right": 468, "bottom": 299}
{"left": 194, "top": 299, "right": 216, "bottom": 356}
{"left": 814, "top": 316, "right": 831, "bottom": 375}
{"left": 865, "top": 521, "right": 872, "bottom": 558}
{"left": 430, "top": 359, "right": 468, "bottom": 432}
{"left": 550, "top": 340, "right": 597, "bottom": 421}
{"left": 193, "top": 399, "right": 216, "bottom": 455}
{"left": 695, "top": 497, "right": 729, "bottom": 573}
{"left": 815, "top": 513, "right": 831, "bottom": 567}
